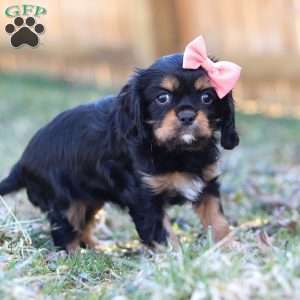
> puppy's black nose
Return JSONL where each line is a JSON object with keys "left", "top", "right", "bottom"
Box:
{"left": 177, "top": 110, "right": 196, "bottom": 126}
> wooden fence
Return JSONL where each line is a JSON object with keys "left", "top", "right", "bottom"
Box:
{"left": 0, "top": 0, "right": 300, "bottom": 117}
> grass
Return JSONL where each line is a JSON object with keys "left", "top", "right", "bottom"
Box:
{"left": 0, "top": 72, "right": 300, "bottom": 299}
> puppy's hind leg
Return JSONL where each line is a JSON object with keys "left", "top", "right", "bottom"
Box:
{"left": 66, "top": 202, "right": 105, "bottom": 251}
{"left": 48, "top": 208, "right": 80, "bottom": 252}
{"left": 80, "top": 206, "right": 105, "bottom": 250}
{"left": 26, "top": 182, "right": 81, "bottom": 252}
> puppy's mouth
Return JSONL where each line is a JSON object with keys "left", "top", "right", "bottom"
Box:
{"left": 181, "top": 133, "right": 196, "bottom": 144}
{"left": 151, "top": 110, "right": 213, "bottom": 150}
{"left": 155, "top": 124, "right": 211, "bottom": 151}
{"left": 177, "top": 126, "right": 211, "bottom": 149}
{"left": 179, "top": 125, "right": 199, "bottom": 144}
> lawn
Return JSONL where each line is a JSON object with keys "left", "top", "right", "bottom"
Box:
{"left": 0, "top": 72, "right": 300, "bottom": 300}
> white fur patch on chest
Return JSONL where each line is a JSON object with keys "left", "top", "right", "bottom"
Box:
{"left": 142, "top": 172, "right": 204, "bottom": 201}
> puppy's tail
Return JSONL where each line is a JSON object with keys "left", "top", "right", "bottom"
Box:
{"left": 0, "top": 163, "right": 24, "bottom": 196}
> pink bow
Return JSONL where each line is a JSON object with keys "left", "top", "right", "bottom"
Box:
{"left": 183, "top": 36, "right": 241, "bottom": 98}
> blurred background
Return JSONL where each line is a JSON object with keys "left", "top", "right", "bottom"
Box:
{"left": 0, "top": 0, "right": 300, "bottom": 117}
{"left": 1, "top": 2, "right": 300, "bottom": 297}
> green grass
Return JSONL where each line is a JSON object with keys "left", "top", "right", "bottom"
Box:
{"left": 0, "top": 72, "right": 300, "bottom": 299}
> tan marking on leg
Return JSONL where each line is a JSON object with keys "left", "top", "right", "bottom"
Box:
{"left": 66, "top": 202, "right": 86, "bottom": 232}
{"left": 163, "top": 214, "right": 180, "bottom": 248}
{"left": 154, "top": 110, "right": 179, "bottom": 143}
{"left": 160, "top": 75, "right": 180, "bottom": 92}
{"left": 195, "top": 112, "right": 212, "bottom": 138}
{"left": 194, "top": 76, "right": 212, "bottom": 91}
{"left": 80, "top": 208, "right": 103, "bottom": 250}
{"left": 202, "top": 163, "right": 219, "bottom": 182}
{"left": 66, "top": 202, "right": 104, "bottom": 250}
{"left": 194, "top": 195, "right": 230, "bottom": 242}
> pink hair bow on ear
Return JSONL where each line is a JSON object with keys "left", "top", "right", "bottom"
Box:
{"left": 183, "top": 36, "right": 241, "bottom": 98}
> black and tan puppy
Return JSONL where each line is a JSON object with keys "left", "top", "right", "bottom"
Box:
{"left": 0, "top": 52, "right": 239, "bottom": 251}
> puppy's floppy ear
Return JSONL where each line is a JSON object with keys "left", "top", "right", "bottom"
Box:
{"left": 116, "top": 76, "right": 145, "bottom": 140}
{"left": 219, "top": 92, "right": 239, "bottom": 149}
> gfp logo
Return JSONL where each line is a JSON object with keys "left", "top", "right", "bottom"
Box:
{"left": 4, "top": 5, "right": 47, "bottom": 48}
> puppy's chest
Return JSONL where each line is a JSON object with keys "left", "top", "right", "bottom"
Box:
{"left": 141, "top": 171, "right": 204, "bottom": 202}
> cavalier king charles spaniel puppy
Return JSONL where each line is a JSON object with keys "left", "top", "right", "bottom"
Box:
{"left": 0, "top": 36, "right": 241, "bottom": 251}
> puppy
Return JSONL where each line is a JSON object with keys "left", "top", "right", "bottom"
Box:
{"left": 0, "top": 38, "right": 240, "bottom": 252}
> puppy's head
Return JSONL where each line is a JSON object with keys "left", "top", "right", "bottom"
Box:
{"left": 117, "top": 54, "right": 239, "bottom": 150}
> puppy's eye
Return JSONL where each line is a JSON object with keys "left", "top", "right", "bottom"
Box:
{"left": 201, "top": 93, "right": 213, "bottom": 105}
{"left": 156, "top": 93, "right": 171, "bottom": 105}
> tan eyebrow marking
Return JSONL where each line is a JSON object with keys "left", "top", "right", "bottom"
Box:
{"left": 194, "top": 76, "right": 212, "bottom": 90}
{"left": 160, "top": 75, "right": 180, "bottom": 92}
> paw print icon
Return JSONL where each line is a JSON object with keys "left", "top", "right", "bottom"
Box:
{"left": 5, "top": 17, "right": 44, "bottom": 48}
